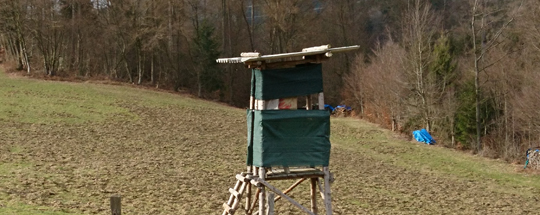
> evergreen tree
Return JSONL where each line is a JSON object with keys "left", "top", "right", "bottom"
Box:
{"left": 192, "top": 19, "right": 222, "bottom": 98}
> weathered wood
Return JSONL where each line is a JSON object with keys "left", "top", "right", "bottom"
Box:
{"left": 110, "top": 195, "right": 121, "bottom": 215}
{"left": 236, "top": 174, "right": 251, "bottom": 182}
{"left": 230, "top": 179, "right": 248, "bottom": 212}
{"left": 248, "top": 188, "right": 260, "bottom": 215}
{"left": 283, "top": 166, "right": 290, "bottom": 174}
{"left": 311, "top": 178, "right": 318, "bottom": 214}
{"left": 316, "top": 178, "right": 325, "bottom": 201}
{"left": 246, "top": 58, "right": 327, "bottom": 70}
{"left": 267, "top": 192, "right": 275, "bottom": 215}
{"left": 223, "top": 174, "right": 244, "bottom": 215}
{"left": 323, "top": 167, "right": 332, "bottom": 215}
{"left": 223, "top": 203, "right": 234, "bottom": 214}
{"left": 216, "top": 45, "right": 360, "bottom": 64}
{"left": 256, "top": 178, "right": 316, "bottom": 215}
{"left": 246, "top": 167, "right": 252, "bottom": 213}
{"left": 229, "top": 188, "right": 241, "bottom": 199}
{"left": 273, "top": 178, "right": 306, "bottom": 202}
{"left": 318, "top": 93, "right": 324, "bottom": 110}
{"left": 306, "top": 95, "right": 313, "bottom": 110}
{"left": 259, "top": 168, "right": 266, "bottom": 215}
{"left": 266, "top": 172, "right": 324, "bottom": 180}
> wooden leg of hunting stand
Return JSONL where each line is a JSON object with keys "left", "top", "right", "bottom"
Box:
{"left": 259, "top": 168, "right": 266, "bottom": 215}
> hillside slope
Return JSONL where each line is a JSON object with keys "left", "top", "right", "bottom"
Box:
{"left": 1, "top": 70, "right": 540, "bottom": 214}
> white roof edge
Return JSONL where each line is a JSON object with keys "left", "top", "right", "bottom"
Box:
{"left": 216, "top": 45, "right": 359, "bottom": 64}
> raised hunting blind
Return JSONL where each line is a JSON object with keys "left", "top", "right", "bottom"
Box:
{"left": 217, "top": 45, "right": 359, "bottom": 215}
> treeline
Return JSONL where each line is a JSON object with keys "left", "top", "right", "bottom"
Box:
{"left": 1, "top": 0, "right": 539, "bottom": 161}
{"left": 345, "top": 0, "right": 540, "bottom": 161}
{"left": 0, "top": 0, "right": 372, "bottom": 105}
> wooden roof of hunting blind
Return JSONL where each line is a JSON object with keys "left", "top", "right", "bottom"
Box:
{"left": 216, "top": 45, "right": 360, "bottom": 69}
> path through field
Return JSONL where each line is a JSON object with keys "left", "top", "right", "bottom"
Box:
{"left": 1, "top": 70, "right": 540, "bottom": 214}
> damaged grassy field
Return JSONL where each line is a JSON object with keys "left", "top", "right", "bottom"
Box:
{"left": 2, "top": 69, "right": 540, "bottom": 215}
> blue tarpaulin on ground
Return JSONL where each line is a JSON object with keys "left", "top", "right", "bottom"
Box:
{"left": 413, "top": 129, "right": 436, "bottom": 145}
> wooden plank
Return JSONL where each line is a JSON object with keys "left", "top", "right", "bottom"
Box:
{"left": 318, "top": 93, "right": 324, "bottom": 110}
{"left": 267, "top": 192, "right": 275, "bottom": 215}
{"left": 311, "top": 178, "right": 319, "bottom": 214}
{"left": 266, "top": 172, "right": 324, "bottom": 180}
{"left": 323, "top": 167, "right": 333, "bottom": 215}
{"left": 246, "top": 58, "right": 327, "bottom": 70}
{"left": 256, "top": 178, "right": 316, "bottom": 215}
{"left": 259, "top": 168, "right": 266, "bottom": 215}
{"left": 216, "top": 45, "right": 359, "bottom": 64}
{"left": 110, "top": 195, "right": 121, "bottom": 215}
{"left": 273, "top": 178, "right": 306, "bottom": 202}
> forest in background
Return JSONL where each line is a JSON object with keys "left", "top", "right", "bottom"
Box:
{"left": 1, "top": 0, "right": 539, "bottom": 162}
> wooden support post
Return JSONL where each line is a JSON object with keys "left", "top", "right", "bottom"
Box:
{"left": 248, "top": 188, "right": 260, "bottom": 215}
{"left": 246, "top": 167, "right": 252, "bottom": 213}
{"left": 273, "top": 178, "right": 306, "bottom": 202}
{"left": 256, "top": 178, "right": 316, "bottom": 215}
{"left": 316, "top": 178, "right": 325, "bottom": 201}
{"left": 267, "top": 193, "right": 275, "bottom": 215}
{"left": 323, "top": 167, "right": 332, "bottom": 215}
{"left": 306, "top": 95, "right": 313, "bottom": 110}
{"left": 310, "top": 178, "right": 318, "bottom": 214}
{"left": 259, "top": 168, "right": 266, "bottom": 215}
{"left": 318, "top": 93, "right": 324, "bottom": 110}
{"left": 283, "top": 166, "right": 290, "bottom": 174}
{"left": 110, "top": 195, "right": 121, "bottom": 215}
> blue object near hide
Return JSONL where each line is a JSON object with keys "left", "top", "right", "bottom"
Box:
{"left": 412, "top": 129, "right": 436, "bottom": 145}
{"left": 324, "top": 104, "right": 335, "bottom": 112}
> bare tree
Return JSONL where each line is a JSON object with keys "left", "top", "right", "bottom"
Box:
{"left": 470, "top": 0, "right": 523, "bottom": 152}
{"left": 0, "top": 0, "right": 31, "bottom": 73}
{"left": 401, "top": 0, "right": 441, "bottom": 132}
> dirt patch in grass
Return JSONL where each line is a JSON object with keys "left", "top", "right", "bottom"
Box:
{"left": 2, "top": 71, "right": 540, "bottom": 214}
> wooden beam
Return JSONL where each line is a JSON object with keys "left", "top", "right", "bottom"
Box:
{"left": 246, "top": 168, "right": 252, "bottom": 213}
{"left": 266, "top": 172, "right": 324, "bottom": 181}
{"left": 259, "top": 168, "right": 266, "bottom": 215}
{"left": 323, "top": 167, "right": 333, "bottom": 215}
{"left": 273, "top": 178, "right": 306, "bottom": 202}
{"left": 216, "top": 45, "right": 360, "bottom": 64}
{"left": 311, "top": 178, "right": 319, "bottom": 214}
{"left": 317, "top": 178, "right": 325, "bottom": 201}
{"left": 318, "top": 93, "right": 324, "bottom": 110}
{"left": 255, "top": 178, "right": 316, "bottom": 215}
{"left": 247, "top": 188, "right": 260, "bottom": 215}
{"left": 306, "top": 95, "right": 313, "bottom": 110}
{"left": 267, "top": 192, "right": 275, "bottom": 215}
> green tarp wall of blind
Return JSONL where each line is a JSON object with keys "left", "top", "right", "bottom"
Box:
{"left": 252, "top": 63, "right": 323, "bottom": 100}
{"left": 246, "top": 110, "right": 331, "bottom": 167}
{"left": 247, "top": 63, "right": 331, "bottom": 167}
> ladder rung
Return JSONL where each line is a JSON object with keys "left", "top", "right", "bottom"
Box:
{"left": 229, "top": 188, "right": 241, "bottom": 199}
{"left": 236, "top": 174, "right": 251, "bottom": 182}
{"left": 222, "top": 203, "right": 234, "bottom": 214}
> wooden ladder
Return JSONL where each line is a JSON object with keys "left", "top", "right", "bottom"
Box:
{"left": 222, "top": 173, "right": 251, "bottom": 215}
